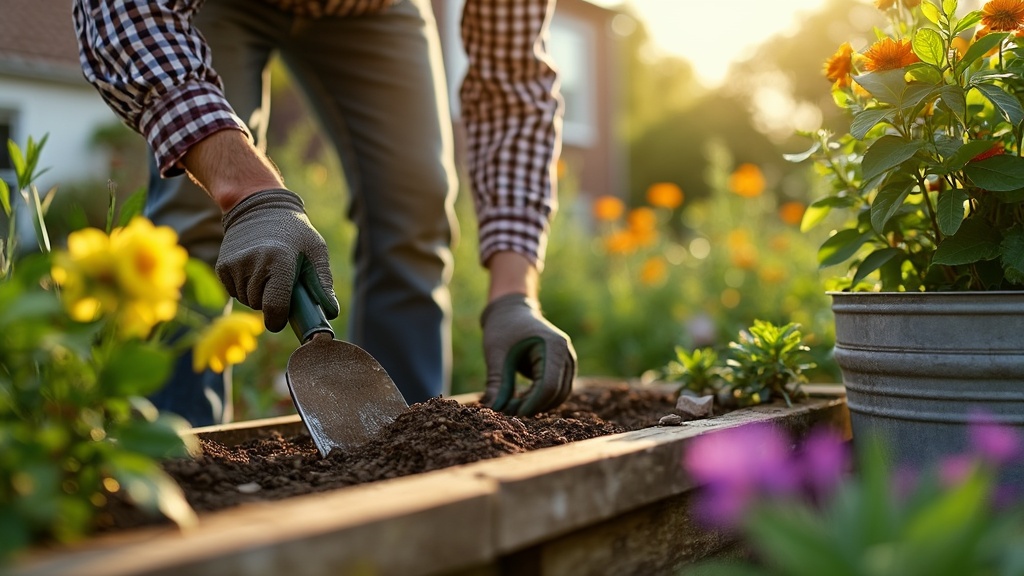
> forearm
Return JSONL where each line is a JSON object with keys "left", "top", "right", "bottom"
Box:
{"left": 182, "top": 129, "right": 285, "bottom": 212}
{"left": 487, "top": 251, "right": 539, "bottom": 302}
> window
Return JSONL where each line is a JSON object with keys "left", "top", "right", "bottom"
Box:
{"left": 0, "top": 109, "right": 16, "bottom": 185}
{"left": 549, "top": 14, "right": 597, "bottom": 148}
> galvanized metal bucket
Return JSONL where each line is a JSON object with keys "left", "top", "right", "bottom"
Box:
{"left": 830, "top": 291, "right": 1024, "bottom": 486}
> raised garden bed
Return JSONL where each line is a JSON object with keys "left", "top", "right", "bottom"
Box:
{"left": 10, "top": 380, "right": 849, "bottom": 576}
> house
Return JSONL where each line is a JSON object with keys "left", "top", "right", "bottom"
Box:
{"left": 0, "top": 0, "right": 624, "bottom": 202}
{"left": 0, "top": 0, "right": 122, "bottom": 190}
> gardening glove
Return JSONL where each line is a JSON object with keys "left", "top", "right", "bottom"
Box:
{"left": 216, "top": 188, "right": 340, "bottom": 333}
{"left": 481, "top": 293, "right": 576, "bottom": 416}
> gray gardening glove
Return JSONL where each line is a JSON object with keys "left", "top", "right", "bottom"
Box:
{"left": 481, "top": 294, "right": 576, "bottom": 416}
{"left": 216, "top": 189, "right": 340, "bottom": 332}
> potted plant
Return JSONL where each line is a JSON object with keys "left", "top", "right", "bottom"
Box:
{"left": 792, "top": 0, "right": 1024, "bottom": 484}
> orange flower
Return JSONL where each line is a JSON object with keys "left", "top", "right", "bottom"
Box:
{"left": 779, "top": 201, "right": 806, "bottom": 226}
{"left": 604, "top": 230, "right": 636, "bottom": 254}
{"left": 639, "top": 257, "right": 668, "bottom": 286}
{"left": 862, "top": 38, "right": 920, "bottom": 71}
{"left": 824, "top": 43, "right": 855, "bottom": 89}
{"left": 645, "top": 182, "right": 684, "bottom": 209}
{"left": 875, "top": 0, "right": 896, "bottom": 9}
{"left": 628, "top": 207, "right": 657, "bottom": 232}
{"left": 982, "top": 0, "right": 1024, "bottom": 31}
{"left": 729, "top": 164, "right": 766, "bottom": 198}
{"left": 593, "top": 195, "right": 625, "bottom": 221}
{"left": 759, "top": 265, "right": 787, "bottom": 285}
{"left": 903, "top": 0, "right": 921, "bottom": 7}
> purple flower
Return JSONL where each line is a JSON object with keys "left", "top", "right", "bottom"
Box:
{"left": 939, "top": 454, "right": 976, "bottom": 488}
{"left": 968, "top": 414, "right": 1022, "bottom": 466}
{"left": 684, "top": 423, "right": 798, "bottom": 527}
{"left": 799, "top": 428, "right": 850, "bottom": 499}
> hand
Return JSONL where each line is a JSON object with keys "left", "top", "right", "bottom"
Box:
{"left": 215, "top": 189, "right": 340, "bottom": 332}
{"left": 480, "top": 294, "right": 576, "bottom": 416}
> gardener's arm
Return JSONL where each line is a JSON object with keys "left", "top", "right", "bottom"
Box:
{"left": 71, "top": 0, "right": 338, "bottom": 332}
{"left": 461, "top": 0, "right": 576, "bottom": 416}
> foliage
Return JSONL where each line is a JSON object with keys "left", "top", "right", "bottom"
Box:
{"left": 0, "top": 138, "right": 261, "bottom": 562}
{"left": 661, "top": 320, "right": 814, "bottom": 409}
{"left": 684, "top": 420, "right": 1024, "bottom": 576}
{"left": 796, "top": 0, "right": 1024, "bottom": 291}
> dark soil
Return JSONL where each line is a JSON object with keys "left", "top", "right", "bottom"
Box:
{"left": 97, "top": 384, "right": 679, "bottom": 529}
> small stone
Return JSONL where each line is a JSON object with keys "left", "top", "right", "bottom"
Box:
{"left": 676, "top": 394, "right": 714, "bottom": 419}
{"left": 659, "top": 414, "right": 683, "bottom": 426}
{"left": 236, "top": 482, "right": 262, "bottom": 494}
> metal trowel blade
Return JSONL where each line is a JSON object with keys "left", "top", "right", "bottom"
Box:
{"left": 285, "top": 333, "right": 408, "bottom": 457}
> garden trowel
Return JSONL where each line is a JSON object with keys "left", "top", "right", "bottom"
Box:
{"left": 285, "top": 281, "right": 408, "bottom": 457}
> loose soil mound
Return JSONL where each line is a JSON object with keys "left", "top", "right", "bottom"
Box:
{"left": 98, "top": 384, "right": 678, "bottom": 529}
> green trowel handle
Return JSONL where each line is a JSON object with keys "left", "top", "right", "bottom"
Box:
{"left": 289, "top": 281, "right": 336, "bottom": 343}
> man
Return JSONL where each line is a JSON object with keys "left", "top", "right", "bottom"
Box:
{"left": 73, "top": 0, "right": 575, "bottom": 425}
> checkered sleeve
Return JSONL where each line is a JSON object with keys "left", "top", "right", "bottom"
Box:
{"left": 72, "top": 0, "right": 249, "bottom": 177}
{"left": 459, "top": 0, "right": 563, "bottom": 272}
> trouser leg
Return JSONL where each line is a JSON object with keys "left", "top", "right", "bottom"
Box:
{"left": 144, "top": 0, "right": 283, "bottom": 426}
{"left": 281, "top": 0, "right": 458, "bottom": 403}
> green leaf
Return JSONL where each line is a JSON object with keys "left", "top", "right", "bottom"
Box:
{"left": 936, "top": 188, "right": 969, "bottom": 237}
{"left": 913, "top": 28, "right": 945, "bottom": 66}
{"left": 862, "top": 136, "right": 924, "bottom": 182}
{"left": 853, "top": 69, "right": 910, "bottom": 106}
{"left": 8, "top": 140, "right": 26, "bottom": 185}
{"left": 964, "top": 155, "right": 1024, "bottom": 191}
{"left": 932, "top": 216, "right": 1002, "bottom": 265}
{"left": 870, "top": 184, "right": 912, "bottom": 233}
{"left": 852, "top": 248, "right": 903, "bottom": 286}
{"left": 1000, "top": 225, "right": 1024, "bottom": 285}
{"left": 960, "top": 33, "right": 1008, "bottom": 74}
{"left": 921, "top": 0, "right": 941, "bottom": 24}
{"left": 783, "top": 142, "right": 820, "bottom": 163}
{"left": 117, "top": 188, "right": 147, "bottom": 227}
{"left": 746, "top": 504, "right": 858, "bottom": 576}
{"left": 0, "top": 178, "right": 9, "bottom": 217}
{"left": 953, "top": 11, "right": 983, "bottom": 36}
{"left": 819, "top": 229, "right": 873, "bottom": 267}
{"left": 107, "top": 452, "right": 197, "bottom": 530}
{"left": 99, "top": 342, "right": 174, "bottom": 397}
{"left": 943, "top": 0, "right": 958, "bottom": 16}
{"left": 851, "top": 108, "right": 895, "bottom": 141}
{"left": 945, "top": 139, "right": 1000, "bottom": 171}
{"left": 801, "top": 196, "right": 857, "bottom": 232}
{"left": 111, "top": 415, "right": 193, "bottom": 459}
{"left": 938, "top": 85, "right": 967, "bottom": 126}
{"left": 972, "top": 82, "right": 1024, "bottom": 127}
{"left": 184, "top": 258, "right": 228, "bottom": 312}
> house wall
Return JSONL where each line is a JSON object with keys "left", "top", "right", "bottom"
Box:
{"left": 0, "top": 74, "right": 116, "bottom": 189}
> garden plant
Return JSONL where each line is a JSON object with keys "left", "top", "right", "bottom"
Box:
{"left": 0, "top": 138, "right": 263, "bottom": 561}
{"left": 797, "top": 0, "right": 1024, "bottom": 291}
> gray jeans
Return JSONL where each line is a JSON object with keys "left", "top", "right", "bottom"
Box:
{"left": 147, "top": 0, "right": 458, "bottom": 425}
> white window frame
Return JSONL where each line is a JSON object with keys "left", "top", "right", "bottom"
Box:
{"left": 549, "top": 13, "right": 597, "bottom": 148}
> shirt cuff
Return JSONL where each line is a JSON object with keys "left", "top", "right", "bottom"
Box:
{"left": 140, "top": 80, "right": 251, "bottom": 177}
{"left": 478, "top": 205, "right": 550, "bottom": 273}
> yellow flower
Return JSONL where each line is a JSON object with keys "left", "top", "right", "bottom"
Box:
{"left": 51, "top": 218, "right": 189, "bottom": 338}
{"left": 645, "top": 182, "right": 684, "bottom": 209}
{"left": 824, "top": 43, "right": 854, "bottom": 89}
{"left": 639, "top": 257, "right": 668, "bottom": 286}
{"left": 593, "top": 195, "right": 625, "bottom": 222}
{"left": 982, "top": 0, "right": 1024, "bottom": 31}
{"left": 862, "top": 38, "right": 920, "bottom": 72}
{"left": 193, "top": 312, "right": 264, "bottom": 373}
{"left": 759, "top": 265, "right": 787, "bottom": 285}
{"left": 52, "top": 228, "right": 120, "bottom": 322}
{"left": 110, "top": 217, "right": 188, "bottom": 307}
{"left": 779, "top": 201, "right": 806, "bottom": 226}
{"left": 729, "top": 164, "right": 766, "bottom": 198}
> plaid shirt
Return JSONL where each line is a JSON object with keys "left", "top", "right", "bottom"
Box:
{"left": 72, "top": 0, "right": 562, "bottom": 269}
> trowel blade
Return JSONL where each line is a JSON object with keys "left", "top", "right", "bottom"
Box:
{"left": 285, "top": 333, "right": 408, "bottom": 457}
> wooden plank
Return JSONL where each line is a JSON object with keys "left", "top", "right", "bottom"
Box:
{"left": 12, "top": 474, "right": 496, "bottom": 576}
{"left": 11, "top": 393, "right": 849, "bottom": 576}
